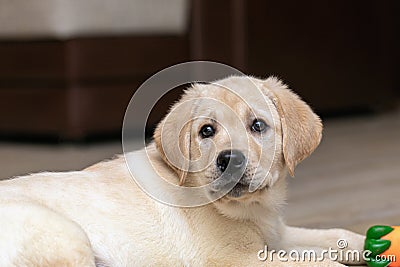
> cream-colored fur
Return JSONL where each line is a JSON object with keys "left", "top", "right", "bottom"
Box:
{"left": 0, "top": 76, "right": 364, "bottom": 266}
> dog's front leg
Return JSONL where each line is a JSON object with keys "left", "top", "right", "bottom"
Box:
{"left": 279, "top": 225, "right": 365, "bottom": 265}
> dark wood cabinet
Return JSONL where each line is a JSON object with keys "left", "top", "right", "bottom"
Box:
{"left": 246, "top": 0, "right": 399, "bottom": 112}
{"left": 192, "top": 0, "right": 399, "bottom": 112}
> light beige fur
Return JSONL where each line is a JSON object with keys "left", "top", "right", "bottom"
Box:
{"left": 0, "top": 76, "right": 364, "bottom": 266}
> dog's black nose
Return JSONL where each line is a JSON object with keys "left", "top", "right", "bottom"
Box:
{"left": 216, "top": 149, "right": 246, "bottom": 173}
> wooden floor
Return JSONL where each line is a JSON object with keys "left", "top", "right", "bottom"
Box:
{"left": 285, "top": 108, "right": 400, "bottom": 235}
{"left": 0, "top": 107, "right": 399, "bottom": 238}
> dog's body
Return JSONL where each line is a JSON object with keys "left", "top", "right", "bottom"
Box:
{"left": 0, "top": 76, "right": 364, "bottom": 266}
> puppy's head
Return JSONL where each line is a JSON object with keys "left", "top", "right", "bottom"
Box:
{"left": 154, "top": 76, "right": 322, "bottom": 204}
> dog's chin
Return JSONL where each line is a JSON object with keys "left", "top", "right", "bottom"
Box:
{"left": 225, "top": 182, "right": 268, "bottom": 200}
{"left": 226, "top": 183, "right": 249, "bottom": 198}
{"left": 208, "top": 172, "right": 269, "bottom": 200}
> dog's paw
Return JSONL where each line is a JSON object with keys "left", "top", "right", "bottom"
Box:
{"left": 331, "top": 228, "right": 365, "bottom": 265}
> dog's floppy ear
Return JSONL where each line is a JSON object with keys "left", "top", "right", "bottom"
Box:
{"left": 153, "top": 98, "right": 194, "bottom": 185}
{"left": 263, "top": 77, "right": 323, "bottom": 176}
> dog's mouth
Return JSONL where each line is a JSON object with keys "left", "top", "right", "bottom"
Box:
{"left": 210, "top": 173, "right": 265, "bottom": 199}
{"left": 226, "top": 183, "right": 249, "bottom": 198}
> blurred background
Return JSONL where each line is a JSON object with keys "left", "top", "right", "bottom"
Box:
{"left": 0, "top": 0, "right": 399, "bottom": 233}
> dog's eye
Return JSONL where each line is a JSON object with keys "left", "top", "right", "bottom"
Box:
{"left": 251, "top": 119, "right": 268, "bottom": 133}
{"left": 199, "top": 125, "right": 215, "bottom": 138}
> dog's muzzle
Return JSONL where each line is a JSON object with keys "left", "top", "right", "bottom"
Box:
{"left": 211, "top": 149, "right": 250, "bottom": 198}
{"left": 216, "top": 149, "right": 246, "bottom": 174}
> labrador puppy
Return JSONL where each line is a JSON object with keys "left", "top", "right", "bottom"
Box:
{"left": 0, "top": 76, "right": 364, "bottom": 266}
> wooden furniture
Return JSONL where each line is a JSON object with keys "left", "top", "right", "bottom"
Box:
{"left": 0, "top": 36, "right": 188, "bottom": 139}
{"left": 0, "top": 0, "right": 398, "bottom": 140}
{"left": 192, "top": 0, "right": 399, "bottom": 113}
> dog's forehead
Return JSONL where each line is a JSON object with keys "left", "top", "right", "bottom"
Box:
{"left": 210, "top": 76, "right": 262, "bottom": 96}
{"left": 191, "top": 77, "right": 272, "bottom": 117}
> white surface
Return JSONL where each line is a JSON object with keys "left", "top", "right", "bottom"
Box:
{"left": 0, "top": 0, "right": 189, "bottom": 39}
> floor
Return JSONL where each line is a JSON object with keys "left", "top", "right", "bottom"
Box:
{"left": 285, "top": 108, "right": 400, "bottom": 235}
{"left": 0, "top": 108, "right": 399, "bottom": 238}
